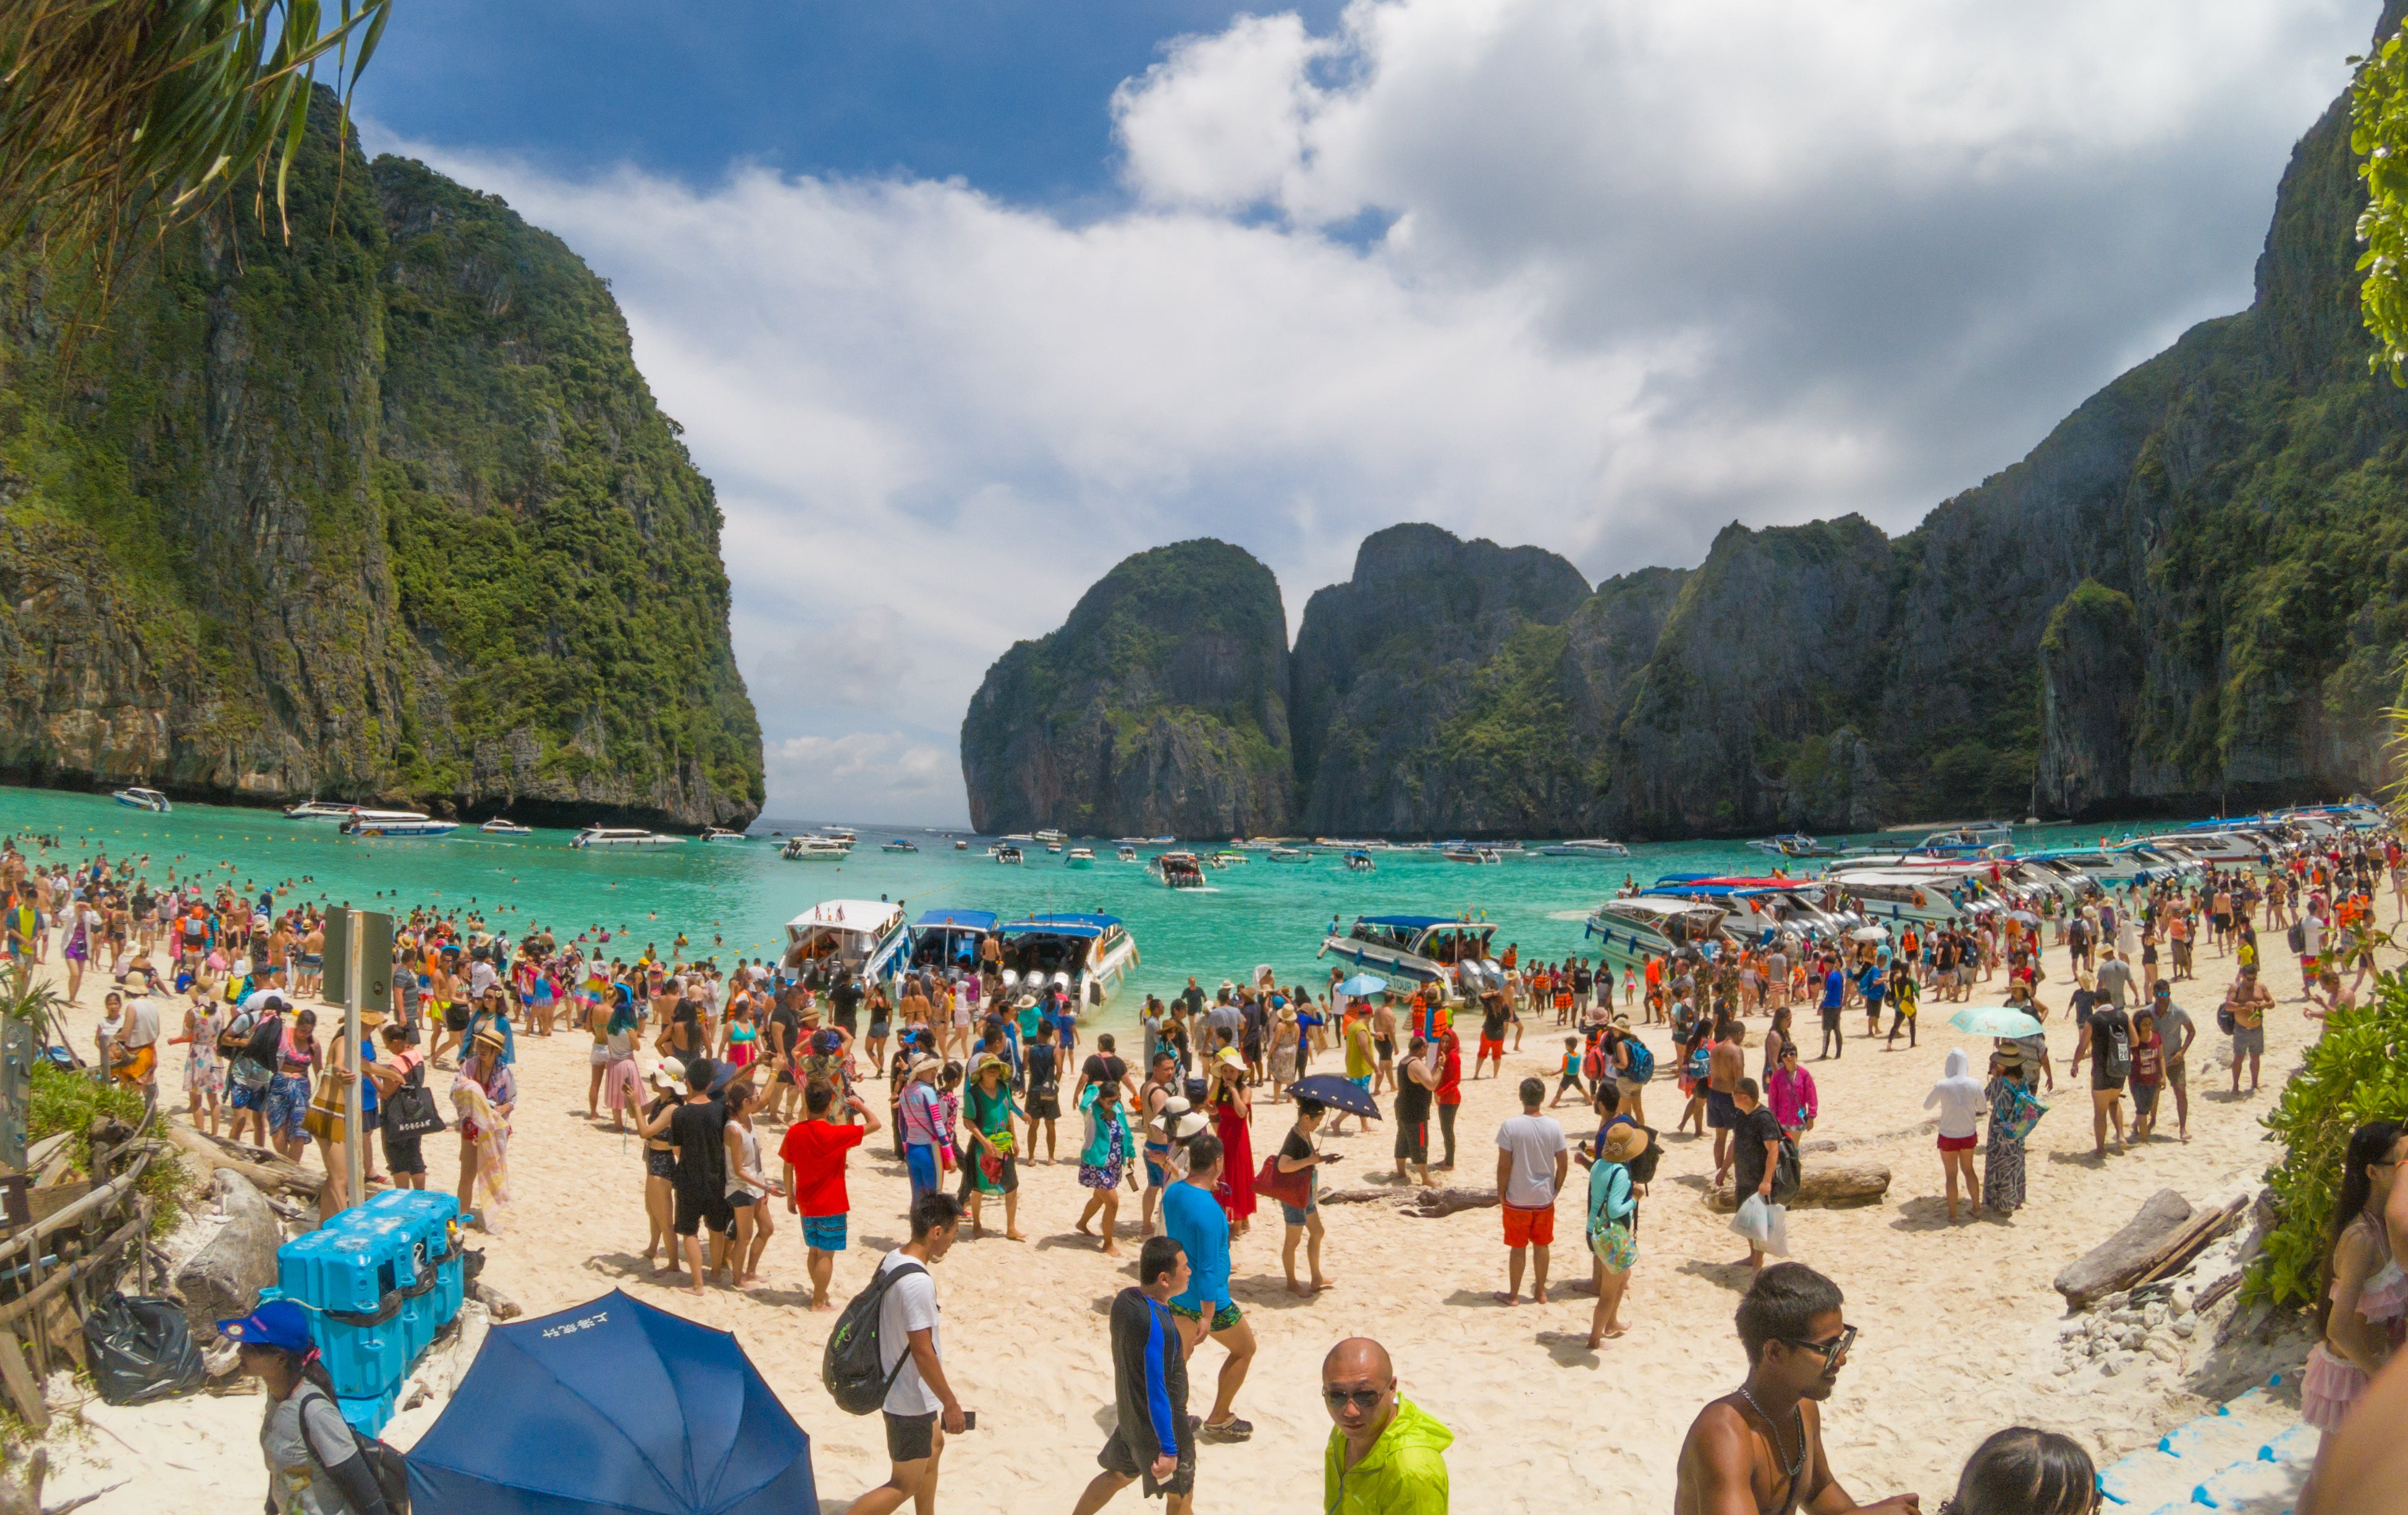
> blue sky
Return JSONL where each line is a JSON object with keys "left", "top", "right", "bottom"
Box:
{"left": 359, "top": 1, "right": 2370, "bottom": 828}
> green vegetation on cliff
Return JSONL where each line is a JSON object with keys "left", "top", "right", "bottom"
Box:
{"left": 0, "top": 90, "right": 761, "bottom": 826}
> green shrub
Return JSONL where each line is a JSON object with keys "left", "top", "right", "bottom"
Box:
{"left": 2247, "top": 971, "right": 2408, "bottom": 1309}
{"left": 26, "top": 1063, "right": 186, "bottom": 1237}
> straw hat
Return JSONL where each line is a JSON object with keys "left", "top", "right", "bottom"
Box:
{"left": 973, "top": 1053, "right": 1008, "bottom": 1080}
{"left": 909, "top": 1056, "right": 942, "bottom": 1080}
{"left": 649, "top": 1057, "right": 686, "bottom": 1090}
{"left": 1603, "top": 1122, "right": 1649, "bottom": 1163}
{"left": 471, "top": 1025, "right": 507, "bottom": 1055}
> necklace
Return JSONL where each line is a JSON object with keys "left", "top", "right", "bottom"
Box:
{"left": 1736, "top": 1385, "right": 1807, "bottom": 1503}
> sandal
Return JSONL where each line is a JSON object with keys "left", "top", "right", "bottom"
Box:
{"left": 1200, "top": 1417, "right": 1253, "bottom": 1442}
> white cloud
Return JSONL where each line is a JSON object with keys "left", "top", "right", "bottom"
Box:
{"left": 380, "top": 0, "right": 2366, "bottom": 824}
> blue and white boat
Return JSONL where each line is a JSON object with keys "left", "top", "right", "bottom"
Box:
{"left": 1747, "top": 833, "right": 1838, "bottom": 859}
{"left": 111, "top": 787, "right": 171, "bottom": 813}
{"left": 1319, "top": 915, "right": 1499, "bottom": 992}
{"left": 340, "top": 808, "right": 458, "bottom": 839}
{"left": 573, "top": 825, "right": 682, "bottom": 849}
{"left": 1584, "top": 898, "right": 1730, "bottom": 974}
{"left": 904, "top": 910, "right": 999, "bottom": 978}
{"left": 997, "top": 912, "right": 1138, "bottom": 1011}
{"left": 881, "top": 838, "right": 919, "bottom": 853}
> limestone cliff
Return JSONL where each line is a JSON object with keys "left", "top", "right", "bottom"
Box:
{"left": 960, "top": 540, "right": 1293, "bottom": 836}
{"left": 0, "top": 91, "right": 763, "bottom": 828}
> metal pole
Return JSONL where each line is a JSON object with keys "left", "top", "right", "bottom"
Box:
{"left": 344, "top": 910, "right": 365, "bottom": 1208}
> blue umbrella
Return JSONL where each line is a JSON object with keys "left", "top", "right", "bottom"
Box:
{"left": 1337, "top": 974, "right": 1388, "bottom": 996}
{"left": 1948, "top": 1005, "right": 2045, "bottom": 1038}
{"left": 1291, "top": 1074, "right": 1382, "bottom": 1119}
{"left": 408, "top": 1290, "right": 816, "bottom": 1514}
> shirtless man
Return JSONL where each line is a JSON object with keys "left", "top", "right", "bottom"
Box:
{"left": 2224, "top": 963, "right": 2273, "bottom": 1095}
{"left": 1675, "top": 1263, "right": 1919, "bottom": 1515}
{"left": 1708, "top": 1016, "right": 1746, "bottom": 1186}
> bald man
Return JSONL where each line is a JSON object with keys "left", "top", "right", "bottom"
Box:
{"left": 1321, "top": 1338, "right": 1451, "bottom": 1515}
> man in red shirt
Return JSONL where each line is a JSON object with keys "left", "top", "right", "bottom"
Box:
{"left": 780, "top": 1080, "right": 884, "bottom": 1310}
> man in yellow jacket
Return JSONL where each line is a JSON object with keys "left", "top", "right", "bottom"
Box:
{"left": 1322, "top": 1338, "right": 1451, "bottom": 1513}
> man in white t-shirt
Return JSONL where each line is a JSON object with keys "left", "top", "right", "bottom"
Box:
{"left": 850, "top": 1192, "right": 966, "bottom": 1515}
{"left": 1493, "top": 1078, "right": 1568, "bottom": 1307}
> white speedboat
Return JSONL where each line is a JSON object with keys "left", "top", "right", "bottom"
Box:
{"left": 782, "top": 899, "right": 909, "bottom": 978}
{"left": 782, "top": 836, "right": 848, "bottom": 860}
{"left": 1747, "top": 833, "right": 1839, "bottom": 859}
{"left": 701, "top": 827, "right": 746, "bottom": 842}
{"left": 1345, "top": 850, "right": 1375, "bottom": 873}
{"left": 1151, "top": 851, "right": 1206, "bottom": 888}
{"left": 1033, "top": 828, "right": 1067, "bottom": 844}
{"left": 282, "top": 799, "right": 352, "bottom": 820}
{"left": 1319, "top": 914, "right": 1500, "bottom": 994}
{"left": 1210, "top": 849, "right": 1248, "bottom": 867}
{"left": 1642, "top": 878, "right": 1856, "bottom": 947}
{"left": 998, "top": 912, "right": 1139, "bottom": 1011}
{"left": 1116, "top": 844, "right": 1138, "bottom": 862}
{"left": 1065, "top": 847, "right": 1096, "bottom": 867}
{"left": 1541, "top": 839, "right": 1631, "bottom": 858}
{"left": 955, "top": 839, "right": 970, "bottom": 850}
{"left": 1047, "top": 841, "right": 1065, "bottom": 854}
{"left": 881, "top": 838, "right": 919, "bottom": 853}
{"left": 340, "top": 808, "right": 458, "bottom": 839}
{"left": 991, "top": 844, "right": 1024, "bottom": 865}
{"left": 1823, "top": 869, "right": 1997, "bottom": 927}
{"left": 572, "top": 826, "right": 683, "bottom": 849}
{"left": 2125, "top": 830, "right": 2270, "bottom": 867}
{"left": 111, "top": 787, "right": 171, "bottom": 813}
{"left": 1442, "top": 846, "right": 1503, "bottom": 864}
{"left": 824, "top": 828, "right": 859, "bottom": 846}
{"left": 479, "top": 818, "right": 533, "bottom": 836}
{"left": 1583, "top": 897, "right": 1730, "bottom": 974}
{"left": 1267, "top": 847, "right": 1307, "bottom": 860}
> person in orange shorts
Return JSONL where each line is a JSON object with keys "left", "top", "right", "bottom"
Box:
{"left": 1492, "top": 1077, "right": 1567, "bottom": 1305}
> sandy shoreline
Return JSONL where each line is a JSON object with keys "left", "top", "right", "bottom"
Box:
{"left": 27, "top": 902, "right": 2365, "bottom": 1513}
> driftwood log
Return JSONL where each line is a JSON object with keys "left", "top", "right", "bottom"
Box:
{"left": 164, "top": 1122, "right": 326, "bottom": 1202}
{"left": 2054, "top": 1190, "right": 2248, "bottom": 1309}
{"left": 1319, "top": 1186, "right": 1503, "bottom": 1218}
{"left": 1706, "top": 1161, "right": 1893, "bottom": 1212}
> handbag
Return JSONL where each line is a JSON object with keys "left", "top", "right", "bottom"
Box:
{"left": 2002, "top": 1085, "right": 2048, "bottom": 1144}
{"left": 1253, "top": 1152, "right": 1311, "bottom": 1208}
{"left": 380, "top": 1059, "right": 447, "bottom": 1139}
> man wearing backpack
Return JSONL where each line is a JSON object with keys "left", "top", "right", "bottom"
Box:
{"left": 2071, "top": 981, "right": 2132, "bottom": 1157}
{"left": 845, "top": 1192, "right": 968, "bottom": 1515}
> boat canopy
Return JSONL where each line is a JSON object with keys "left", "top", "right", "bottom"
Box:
{"left": 915, "top": 910, "right": 999, "bottom": 932}
{"left": 1354, "top": 914, "right": 1464, "bottom": 931}
{"left": 1000, "top": 912, "right": 1124, "bottom": 939}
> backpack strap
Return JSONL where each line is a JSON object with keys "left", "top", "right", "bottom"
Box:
{"left": 871, "top": 1259, "right": 929, "bottom": 1394}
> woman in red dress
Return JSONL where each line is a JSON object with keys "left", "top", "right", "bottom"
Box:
{"left": 1208, "top": 1044, "right": 1256, "bottom": 1236}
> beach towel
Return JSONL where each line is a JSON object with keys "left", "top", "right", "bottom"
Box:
{"left": 451, "top": 1072, "right": 512, "bottom": 1233}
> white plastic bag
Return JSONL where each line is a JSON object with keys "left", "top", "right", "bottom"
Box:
{"left": 1730, "top": 1193, "right": 1790, "bottom": 1257}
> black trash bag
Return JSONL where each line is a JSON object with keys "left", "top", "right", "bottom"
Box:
{"left": 85, "top": 1292, "right": 205, "bottom": 1405}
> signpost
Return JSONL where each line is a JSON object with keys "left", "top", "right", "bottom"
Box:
{"left": 322, "top": 910, "right": 393, "bottom": 1210}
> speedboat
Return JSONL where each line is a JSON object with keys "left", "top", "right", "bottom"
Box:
{"left": 1583, "top": 898, "right": 1730, "bottom": 973}
{"left": 1442, "top": 846, "right": 1503, "bottom": 864}
{"left": 824, "top": 828, "right": 859, "bottom": 846}
{"left": 1541, "top": 839, "right": 1631, "bottom": 858}
{"left": 997, "top": 913, "right": 1139, "bottom": 1011}
{"left": 1319, "top": 914, "right": 1501, "bottom": 994}
{"left": 1911, "top": 823, "right": 2017, "bottom": 855}
{"left": 282, "top": 799, "right": 352, "bottom": 820}
{"left": 2125, "top": 830, "right": 2271, "bottom": 867}
{"left": 1345, "top": 850, "right": 1375, "bottom": 873}
{"left": 1267, "top": 847, "right": 1307, "bottom": 860}
{"left": 573, "top": 826, "right": 683, "bottom": 849}
{"left": 955, "top": 839, "right": 970, "bottom": 851}
{"left": 882, "top": 839, "right": 919, "bottom": 853}
{"left": 782, "top": 899, "right": 909, "bottom": 979}
{"left": 904, "top": 910, "right": 999, "bottom": 978}
{"left": 340, "top": 808, "right": 458, "bottom": 839}
{"left": 781, "top": 836, "right": 848, "bottom": 860}
{"left": 111, "top": 787, "right": 171, "bottom": 813}
{"left": 701, "top": 827, "right": 747, "bottom": 842}
{"left": 1033, "top": 828, "right": 1067, "bottom": 844}
{"left": 1065, "top": 847, "right": 1096, "bottom": 867}
{"left": 479, "top": 818, "right": 533, "bottom": 836}
{"left": 991, "top": 844, "right": 1024, "bottom": 865}
{"left": 1210, "top": 849, "right": 1248, "bottom": 867}
{"left": 1823, "top": 869, "right": 1999, "bottom": 927}
{"left": 1747, "top": 833, "right": 1838, "bottom": 859}
{"left": 1116, "top": 845, "right": 1138, "bottom": 862}
{"left": 1047, "top": 842, "right": 1065, "bottom": 854}
{"left": 1151, "top": 851, "right": 1206, "bottom": 888}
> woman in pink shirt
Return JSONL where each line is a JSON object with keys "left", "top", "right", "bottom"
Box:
{"left": 1767, "top": 1045, "right": 1817, "bottom": 1140}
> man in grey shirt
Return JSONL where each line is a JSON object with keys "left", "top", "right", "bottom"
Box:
{"left": 2145, "top": 980, "right": 2195, "bottom": 1141}
{"left": 2093, "top": 948, "right": 2134, "bottom": 1009}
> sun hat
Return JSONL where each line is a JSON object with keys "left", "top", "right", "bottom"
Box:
{"left": 973, "top": 1054, "right": 1008, "bottom": 1079}
{"left": 1215, "top": 1046, "right": 1243, "bottom": 1069}
{"left": 1604, "top": 1123, "right": 1649, "bottom": 1163}
{"left": 216, "top": 1298, "right": 311, "bottom": 1353}
{"left": 1170, "top": 1111, "right": 1211, "bottom": 1141}
{"left": 910, "top": 1056, "right": 942, "bottom": 1080}
{"left": 471, "top": 1025, "right": 506, "bottom": 1053}
{"left": 648, "top": 1057, "right": 686, "bottom": 1091}
{"left": 1013, "top": 995, "right": 1039, "bottom": 1011}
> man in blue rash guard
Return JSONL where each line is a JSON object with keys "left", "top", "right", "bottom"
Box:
{"left": 1073, "top": 1235, "right": 1196, "bottom": 1514}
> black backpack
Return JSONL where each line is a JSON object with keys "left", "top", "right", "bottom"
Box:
{"left": 1624, "top": 1123, "right": 1664, "bottom": 1187}
{"left": 295, "top": 1381, "right": 412, "bottom": 1513}
{"left": 823, "top": 1260, "right": 926, "bottom": 1415}
{"left": 1770, "top": 1134, "right": 1802, "bottom": 1204}
{"left": 242, "top": 1009, "right": 285, "bottom": 1072}
{"left": 2287, "top": 922, "right": 2306, "bottom": 955}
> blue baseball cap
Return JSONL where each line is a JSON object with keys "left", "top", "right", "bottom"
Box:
{"left": 216, "top": 1299, "right": 311, "bottom": 1353}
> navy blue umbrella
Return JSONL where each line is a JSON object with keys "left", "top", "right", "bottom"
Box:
{"left": 408, "top": 1290, "right": 816, "bottom": 1515}
{"left": 1291, "top": 1074, "right": 1381, "bottom": 1119}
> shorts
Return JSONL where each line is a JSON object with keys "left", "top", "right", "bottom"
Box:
{"left": 1706, "top": 1090, "right": 1738, "bottom": 1130}
{"left": 1144, "top": 1144, "right": 1170, "bottom": 1189}
{"left": 1478, "top": 1037, "right": 1504, "bottom": 1059}
{"left": 265, "top": 1076, "right": 311, "bottom": 1139}
{"left": 2165, "top": 1057, "right": 2187, "bottom": 1089}
{"left": 2091, "top": 1071, "right": 2126, "bottom": 1093}
{"left": 2212, "top": 912, "right": 2231, "bottom": 932}
{"left": 884, "top": 1409, "right": 939, "bottom": 1463}
{"left": 1374, "top": 1038, "right": 1395, "bottom": 1066}
{"left": 1503, "top": 1202, "right": 1555, "bottom": 1248}
{"left": 1615, "top": 1076, "right": 1644, "bottom": 1098}
{"left": 381, "top": 1127, "right": 426, "bottom": 1176}
{"left": 2132, "top": 1084, "right": 2161, "bottom": 1116}
{"left": 589, "top": 1044, "right": 611, "bottom": 1067}
{"left": 1026, "top": 1093, "right": 1061, "bottom": 1120}
{"left": 870, "top": 1021, "right": 890, "bottom": 1040}
{"left": 1348, "top": 1075, "right": 1372, "bottom": 1097}
{"left": 444, "top": 1004, "right": 471, "bottom": 1032}
{"left": 674, "top": 1186, "right": 734, "bottom": 1237}
{"left": 1169, "top": 1299, "right": 1243, "bottom": 1333}
{"left": 2233, "top": 1026, "right": 2265, "bottom": 1056}
{"left": 1281, "top": 1198, "right": 1318, "bottom": 1226}
{"left": 1820, "top": 1008, "right": 1842, "bottom": 1029}
{"left": 1393, "top": 1119, "right": 1429, "bottom": 1164}
{"left": 1099, "top": 1427, "right": 1196, "bottom": 1497}
{"left": 804, "top": 1213, "right": 848, "bottom": 1251}
{"left": 905, "top": 1144, "right": 940, "bottom": 1195}
{"left": 646, "top": 1147, "right": 676, "bottom": 1180}
{"left": 229, "top": 1079, "right": 267, "bottom": 1111}
{"left": 1937, "top": 1134, "right": 1977, "bottom": 1153}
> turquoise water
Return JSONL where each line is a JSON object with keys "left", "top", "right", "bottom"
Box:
{"left": 2, "top": 786, "right": 2159, "bottom": 1029}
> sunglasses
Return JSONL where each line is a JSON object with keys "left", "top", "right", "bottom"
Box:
{"left": 1783, "top": 1324, "right": 1857, "bottom": 1362}
{"left": 1324, "top": 1387, "right": 1387, "bottom": 1412}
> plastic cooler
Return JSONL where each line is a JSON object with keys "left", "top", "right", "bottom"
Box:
{"left": 275, "top": 1191, "right": 465, "bottom": 1401}
{"left": 336, "top": 1383, "right": 398, "bottom": 1440}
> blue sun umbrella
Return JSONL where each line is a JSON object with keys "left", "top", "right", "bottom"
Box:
{"left": 1291, "top": 1074, "right": 1382, "bottom": 1119}
{"left": 1337, "top": 974, "right": 1388, "bottom": 997}
{"left": 1948, "top": 1006, "right": 2045, "bottom": 1039}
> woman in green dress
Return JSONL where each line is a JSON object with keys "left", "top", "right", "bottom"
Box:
{"left": 961, "top": 1055, "right": 1025, "bottom": 1240}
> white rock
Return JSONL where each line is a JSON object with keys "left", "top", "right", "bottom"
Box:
{"left": 2171, "top": 1316, "right": 2197, "bottom": 1338}
{"left": 2147, "top": 1337, "right": 2180, "bottom": 1363}
{"left": 2102, "top": 1356, "right": 2126, "bottom": 1377}
{"left": 2121, "top": 1328, "right": 2149, "bottom": 1351}
{"left": 2054, "top": 1361, "right": 2077, "bottom": 1377}
{"left": 2144, "top": 1302, "right": 2168, "bottom": 1329}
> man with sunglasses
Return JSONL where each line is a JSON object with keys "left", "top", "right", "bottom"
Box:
{"left": 1322, "top": 1337, "right": 1451, "bottom": 1515}
{"left": 1675, "top": 1263, "right": 1920, "bottom": 1515}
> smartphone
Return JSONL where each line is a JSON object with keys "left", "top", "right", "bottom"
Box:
{"left": 960, "top": 1411, "right": 978, "bottom": 1431}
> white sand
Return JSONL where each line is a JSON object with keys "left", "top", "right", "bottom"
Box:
{"left": 32, "top": 904, "right": 2369, "bottom": 1513}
